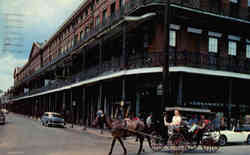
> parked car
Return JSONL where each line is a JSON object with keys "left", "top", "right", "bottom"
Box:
{"left": 218, "top": 126, "right": 250, "bottom": 146}
{"left": 40, "top": 112, "right": 65, "bottom": 127}
{"left": 0, "top": 111, "right": 6, "bottom": 125}
{"left": 1, "top": 109, "right": 8, "bottom": 115}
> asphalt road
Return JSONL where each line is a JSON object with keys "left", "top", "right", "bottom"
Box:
{"left": 0, "top": 114, "right": 250, "bottom": 155}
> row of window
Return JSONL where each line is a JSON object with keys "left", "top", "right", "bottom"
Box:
{"left": 48, "top": 0, "right": 125, "bottom": 60}
{"left": 231, "top": 0, "right": 250, "bottom": 5}
{"left": 49, "top": 0, "right": 124, "bottom": 48}
{"left": 169, "top": 29, "right": 250, "bottom": 58}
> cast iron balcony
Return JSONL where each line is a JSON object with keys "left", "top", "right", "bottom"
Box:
{"left": 170, "top": 50, "right": 250, "bottom": 74}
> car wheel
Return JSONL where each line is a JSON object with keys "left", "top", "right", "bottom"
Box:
{"left": 247, "top": 135, "right": 250, "bottom": 145}
{"left": 219, "top": 135, "right": 227, "bottom": 146}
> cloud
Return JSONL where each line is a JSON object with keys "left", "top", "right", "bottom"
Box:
{"left": 0, "top": 0, "right": 88, "bottom": 92}
{"left": 1, "top": 0, "right": 84, "bottom": 29}
{"left": 0, "top": 52, "right": 26, "bottom": 91}
{"left": 0, "top": 0, "right": 85, "bottom": 57}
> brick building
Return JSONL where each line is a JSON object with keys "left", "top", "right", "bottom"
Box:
{"left": 10, "top": 0, "right": 250, "bottom": 127}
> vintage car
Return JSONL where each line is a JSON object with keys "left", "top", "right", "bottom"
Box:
{"left": 0, "top": 111, "right": 6, "bottom": 125}
{"left": 218, "top": 126, "right": 250, "bottom": 146}
{"left": 1, "top": 109, "right": 9, "bottom": 115}
{"left": 41, "top": 112, "right": 65, "bottom": 127}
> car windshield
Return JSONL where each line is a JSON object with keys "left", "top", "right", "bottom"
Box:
{"left": 49, "top": 114, "right": 63, "bottom": 118}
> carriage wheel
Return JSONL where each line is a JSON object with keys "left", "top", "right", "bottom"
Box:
{"left": 148, "top": 131, "right": 165, "bottom": 152}
{"left": 201, "top": 137, "right": 220, "bottom": 153}
{"left": 187, "top": 139, "right": 198, "bottom": 151}
{"left": 167, "top": 133, "right": 187, "bottom": 154}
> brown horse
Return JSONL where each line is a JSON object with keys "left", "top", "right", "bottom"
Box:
{"left": 93, "top": 114, "right": 150, "bottom": 155}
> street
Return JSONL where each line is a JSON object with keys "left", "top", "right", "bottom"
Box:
{"left": 0, "top": 114, "right": 249, "bottom": 155}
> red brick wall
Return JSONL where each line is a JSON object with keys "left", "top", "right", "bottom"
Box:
{"left": 240, "top": 0, "right": 249, "bottom": 19}
{"left": 148, "top": 23, "right": 164, "bottom": 52}
{"left": 200, "top": 31, "right": 208, "bottom": 54}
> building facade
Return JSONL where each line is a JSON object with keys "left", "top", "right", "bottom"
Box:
{"left": 9, "top": 0, "right": 250, "bottom": 127}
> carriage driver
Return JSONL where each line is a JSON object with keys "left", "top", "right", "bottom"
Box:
{"left": 164, "top": 110, "right": 182, "bottom": 127}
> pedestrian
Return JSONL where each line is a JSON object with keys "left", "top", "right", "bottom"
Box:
{"left": 96, "top": 110, "right": 105, "bottom": 134}
{"left": 212, "top": 114, "right": 220, "bottom": 131}
{"left": 66, "top": 110, "right": 70, "bottom": 123}
{"left": 220, "top": 117, "right": 225, "bottom": 130}
{"left": 196, "top": 115, "right": 210, "bottom": 145}
{"left": 146, "top": 113, "right": 152, "bottom": 128}
{"left": 188, "top": 114, "right": 198, "bottom": 126}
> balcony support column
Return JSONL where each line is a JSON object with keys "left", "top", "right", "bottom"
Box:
{"left": 121, "top": 78, "right": 126, "bottom": 119}
{"left": 70, "top": 89, "right": 74, "bottom": 128}
{"left": 98, "top": 84, "right": 103, "bottom": 110}
{"left": 162, "top": 2, "right": 171, "bottom": 114}
{"left": 62, "top": 91, "right": 66, "bottom": 117}
{"left": 227, "top": 79, "right": 233, "bottom": 129}
{"left": 177, "top": 73, "right": 183, "bottom": 106}
{"left": 99, "top": 40, "right": 103, "bottom": 73}
{"left": 44, "top": 95, "right": 47, "bottom": 113}
{"left": 49, "top": 94, "right": 52, "bottom": 112}
{"left": 55, "top": 92, "right": 58, "bottom": 113}
{"left": 40, "top": 96, "right": 43, "bottom": 115}
{"left": 82, "top": 48, "right": 86, "bottom": 71}
{"left": 122, "top": 23, "right": 127, "bottom": 69}
{"left": 82, "top": 87, "right": 87, "bottom": 127}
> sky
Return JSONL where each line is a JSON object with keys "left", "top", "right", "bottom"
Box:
{"left": 0, "top": 0, "right": 85, "bottom": 92}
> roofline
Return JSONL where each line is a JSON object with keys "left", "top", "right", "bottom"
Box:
{"left": 41, "top": 0, "right": 88, "bottom": 49}
{"left": 170, "top": 4, "right": 250, "bottom": 25}
{"left": 17, "top": 42, "right": 41, "bottom": 75}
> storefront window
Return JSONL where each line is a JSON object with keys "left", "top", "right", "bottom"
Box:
{"left": 246, "top": 44, "right": 250, "bottom": 58}
{"left": 169, "top": 30, "right": 176, "bottom": 47}
{"left": 228, "top": 41, "right": 237, "bottom": 56}
{"left": 209, "top": 37, "right": 218, "bottom": 53}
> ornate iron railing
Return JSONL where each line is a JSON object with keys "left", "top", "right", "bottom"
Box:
{"left": 12, "top": 49, "right": 250, "bottom": 99}
{"left": 171, "top": 50, "right": 250, "bottom": 74}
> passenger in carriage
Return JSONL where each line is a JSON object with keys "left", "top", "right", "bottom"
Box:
{"left": 164, "top": 110, "right": 182, "bottom": 127}
{"left": 188, "top": 114, "right": 198, "bottom": 126}
{"left": 196, "top": 115, "right": 211, "bottom": 144}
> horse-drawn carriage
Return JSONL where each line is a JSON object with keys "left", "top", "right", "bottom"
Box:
{"left": 148, "top": 107, "right": 221, "bottom": 154}
{"left": 93, "top": 106, "right": 220, "bottom": 154}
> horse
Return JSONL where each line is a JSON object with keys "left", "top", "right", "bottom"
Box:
{"left": 92, "top": 114, "right": 151, "bottom": 155}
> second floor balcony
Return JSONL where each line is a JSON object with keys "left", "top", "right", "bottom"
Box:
{"left": 14, "top": 48, "right": 250, "bottom": 98}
